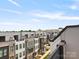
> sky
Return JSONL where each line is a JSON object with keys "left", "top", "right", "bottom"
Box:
{"left": 0, "top": 0, "right": 79, "bottom": 31}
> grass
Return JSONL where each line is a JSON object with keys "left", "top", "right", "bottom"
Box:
{"left": 44, "top": 54, "right": 49, "bottom": 59}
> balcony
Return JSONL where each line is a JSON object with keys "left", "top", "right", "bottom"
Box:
{"left": 0, "top": 39, "right": 15, "bottom": 47}
{"left": 0, "top": 41, "right": 9, "bottom": 47}
{"left": 49, "top": 39, "right": 66, "bottom": 59}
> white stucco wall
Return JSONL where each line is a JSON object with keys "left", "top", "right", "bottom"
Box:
{"left": 0, "top": 32, "right": 21, "bottom": 41}
{"left": 15, "top": 40, "right": 25, "bottom": 59}
{"left": 34, "top": 38, "right": 39, "bottom": 52}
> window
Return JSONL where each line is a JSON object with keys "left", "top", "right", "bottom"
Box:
{"left": 28, "top": 48, "right": 33, "bottom": 53}
{"left": 23, "top": 51, "right": 25, "bottom": 56}
{"left": 23, "top": 43, "right": 25, "bottom": 48}
{"left": 19, "top": 53, "right": 22, "bottom": 57}
{"left": 19, "top": 44, "right": 22, "bottom": 49}
{"left": 0, "top": 36, "right": 5, "bottom": 42}
{"left": 16, "top": 45, "right": 18, "bottom": 50}
{"left": 0, "top": 49, "right": 3, "bottom": 57}
{"left": 16, "top": 54, "right": 18, "bottom": 59}
{"left": 25, "top": 34, "right": 28, "bottom": 38}
{"left": 40, "top": 34, "right": 42, "bottom": 36}
{"left": 3, "top": 49, "right": 7, "bottom": 56}
{"left": 31, "top": 34, "right": 34, "bottom": 36}
{"left": 14, "top": 35, "right": 18, "bottom": 41}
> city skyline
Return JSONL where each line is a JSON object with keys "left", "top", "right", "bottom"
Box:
{"left": 0, "top": 0, "right": 79, "bottom": 31}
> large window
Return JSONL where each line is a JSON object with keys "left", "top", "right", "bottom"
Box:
{"left": 0, "top": 49, "right": 7, "bottom": 57}
{"left": 28, "top": 48, "right": 33, "bottom": 53}
{"left": 16, "top": 45, "right": 18, "bottom": 50}
{"left": 19, "top": 44, "right": 22, "bottom": 49}
{"left": 0, "top": 36, "right": 5, "bottom": 42}
{"left": 25, "top": 34, "right": 28, "bottom": 38}
{"left": 3, "top": 49, "right": 7, "bottom": 56}
{"left": 31, "top": 34, "right": 34, "bottom": 36}
{"left": 19, "top": 53, "right": 22, "bottom": 58}
{"left": 16, "top": 54, "right": 18, "bottom": 59}
{"left": 0, "top": 49, "right": 3, "bottom": 57}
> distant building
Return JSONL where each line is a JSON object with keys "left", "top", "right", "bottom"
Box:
{"left": 44, "top": 29, "right": 60, "bottom": 41}
{"left": 0, "top": 28, "right": 60, "bottom": 59}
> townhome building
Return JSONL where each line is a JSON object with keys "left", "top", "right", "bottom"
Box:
{"left": 0, "top": 31, "right": 38, "bottom": 59}
{"left": 15, "top": 31, "right": 36, "bottom": 59}
{"left": 0, "top": 32, "right": 15, "bottom": 59}
{"left": 36, "top": 31, "right": 48, "bottom": 54}
{"left": 24, "top": 32, "right": 40, "bottom": 59}
{"left": 25, "top": 38, "right": 35, "bottom": 59}
{"left": 0, "top": 30, "right": 54, "bottom": 59}
{"left": 14, "top": 32, "right": 26, "bottom": 59}
{"left": 15, "top": 39, "right": 25, "bottom": 59}
{"left": 34, "top": 38, "right": 39, "bottom": 56}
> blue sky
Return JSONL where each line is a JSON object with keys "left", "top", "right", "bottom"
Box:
{"left": 0, "top": 0, "right": 79, "bottom": 31}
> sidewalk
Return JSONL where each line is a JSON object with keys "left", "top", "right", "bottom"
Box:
{"left": 40, "top": 49, "right": 51, "bottom": 59}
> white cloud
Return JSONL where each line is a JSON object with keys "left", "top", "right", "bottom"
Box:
{"left": 69, "top": 5, "right": 78, "bottom": 10}
{"left": 58, "top": 16, "right": 79, "bottom": 20}
{"left": 31, "top": 11, "right": 79, "bottom": 20}
{"left": 0, "top": 22, "right": 22, "bottom": 26}
{"left": 31, "top": 12, "right": 63, "bottom": 19}
{"left": 0, "top": 21, "right": 48, "bottom": 31}
{"left": 0, "top": 8, "right": 22, "bottom": 14}
{"left": 8, "top": 0, "right": 21, "bottom": 7}
{"left": 72, "top": 0, "right": 79, "bottom": 2}
{"left": 0, "top": 22, "right": 34, "bottom": 31}
{"left": 32, "top": 19, "right": 40, "bottom": 22}
{"left": 69, "top": 0, "right": 79, "bottom": 10}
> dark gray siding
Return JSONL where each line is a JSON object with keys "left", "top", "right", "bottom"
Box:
{"left": 50, "top": 46, "right": 63, "bottom": 59}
